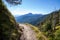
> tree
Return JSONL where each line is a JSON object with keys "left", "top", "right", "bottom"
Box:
{"left": 5, "top": 0, "right": 22, "bottom": 5}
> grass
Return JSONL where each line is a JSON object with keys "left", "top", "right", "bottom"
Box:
{"left": 55, "top": 26, "right": 60, "bottom": 29}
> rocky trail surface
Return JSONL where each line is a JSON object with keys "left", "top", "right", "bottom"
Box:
{"left": 19, "top": 24, "right": 37, "bottom": 40}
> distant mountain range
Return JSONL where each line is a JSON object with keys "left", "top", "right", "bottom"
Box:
{"left": 15, "top": 13, "right": 47, "bottom": 25}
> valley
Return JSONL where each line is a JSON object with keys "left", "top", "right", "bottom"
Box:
{"left": 15, "top": 10, "right": 60, "bottom": 40}
{"left": 1, "top": 0, "right": 60, "bottom": 40}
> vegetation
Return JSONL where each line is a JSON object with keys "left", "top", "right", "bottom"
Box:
{"left": 0, "top": 0, "right": 22, "bottom": 40}
{"left": 1, "top": 0, "right": 60, "bottom": 40}
{"left": 5, "top": 0, "right": 22, "bottom": 5}
{"left": 36, "top": 10, "right": 60, "bottom": 40}
{"left": 55, "top": 30, "right": 60, "bottom": 40}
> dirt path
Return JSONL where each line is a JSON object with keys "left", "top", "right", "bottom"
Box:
{"left": 19, "top": 24, "right": 37, "bottom": 40}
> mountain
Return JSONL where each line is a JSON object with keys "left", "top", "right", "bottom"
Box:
{"left": 15, "top": 13, "right": 47, "bottom": 25}
{"left": 36, "top": 10, "right": 60, "bottom": 40}
{"left": 1, "top": 0, "right": 60, "bottom": 40}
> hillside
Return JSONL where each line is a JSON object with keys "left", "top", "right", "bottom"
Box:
{"left": 36, "top": 10, "right": 60, "bottom": 40}
{"left": 0, "top": 0, "right": 22, "bottom": 40}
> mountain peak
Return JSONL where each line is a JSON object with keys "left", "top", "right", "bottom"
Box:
{"left": 28, "top": 13, "right": 32, "bottom": 14}
{"left": 26, "top": 13, "right": 32, "bottom": 15}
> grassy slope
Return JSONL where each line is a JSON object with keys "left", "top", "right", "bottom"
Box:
{"left": 0, "top": 0, "right": 21, "bottom": 40}
{"left": 25, "top": 23, "right": 49, "bottom": 40}
{"left": 36, "top": 10, "right": 60, "bottom": 40}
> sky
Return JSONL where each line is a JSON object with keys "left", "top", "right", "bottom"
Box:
{"left": 3, "top": 0, "right": 60, "bottom": 16}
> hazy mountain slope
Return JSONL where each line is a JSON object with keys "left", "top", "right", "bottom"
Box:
{"left": 15, "top": 13, "right": 44, "bottom": 24}
{"left": 36, "top": 10, "right": 60, "bottom": 40}
{"left": 30, "top": 15, "right": 47, "bottom": 26}
{"left": 0, "top": 1, "right": 22, "bottom": 40}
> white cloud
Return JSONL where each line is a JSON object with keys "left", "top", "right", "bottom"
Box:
{"left": 9, "top": 8, "right": 30, "bottom": 16}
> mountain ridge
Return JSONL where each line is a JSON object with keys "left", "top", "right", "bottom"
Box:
{"left": 15, "top": 13, "right": 45, "bottom": 24}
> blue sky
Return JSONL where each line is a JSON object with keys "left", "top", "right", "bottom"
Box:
{"left": 3, "top": 0, "right": 60, "bottom": 16}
